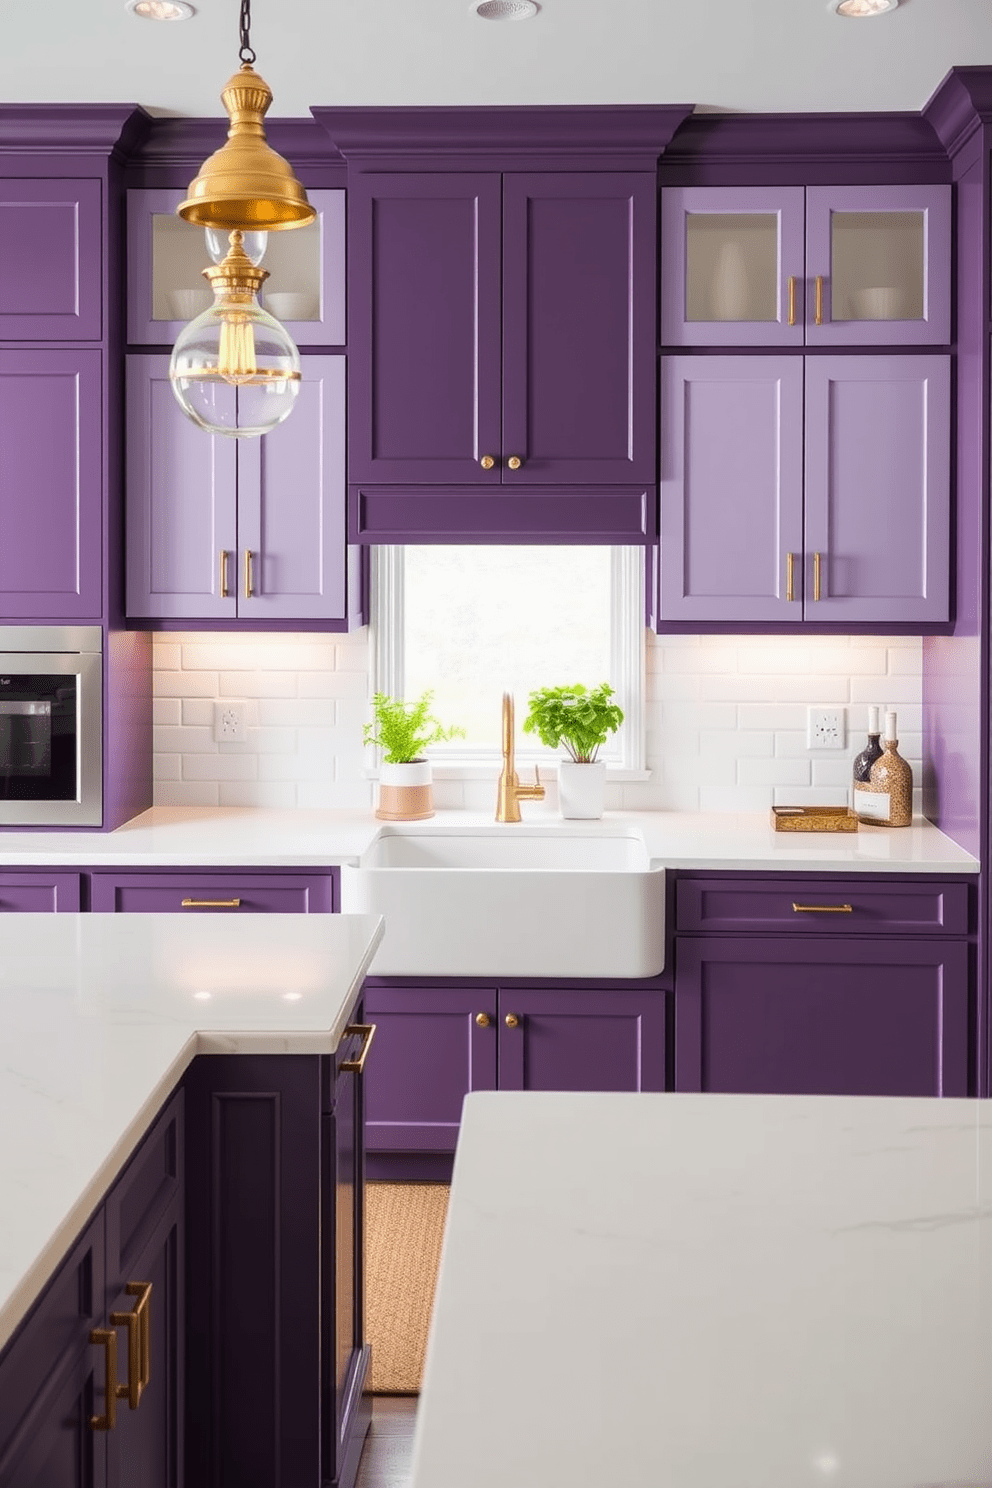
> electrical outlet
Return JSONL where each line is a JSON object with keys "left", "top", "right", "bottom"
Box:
{"left": 807, "top": 707, "right": 846, "bottom": 750}
{"left": 213, "top": 701, "right": 247, "bottom": 744}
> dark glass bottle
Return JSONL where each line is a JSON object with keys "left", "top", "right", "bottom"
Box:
{"left": 852, "top": 705, "right": 883, "bottom": 785}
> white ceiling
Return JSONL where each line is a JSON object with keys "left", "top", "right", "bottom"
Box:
{"left": 1, "top": 0, "right": 990, "bottom": 121}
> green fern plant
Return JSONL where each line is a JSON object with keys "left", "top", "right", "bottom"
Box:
{"left": 522, "top": 683, "right": 624, "bottom": 764}
{"left": 363, "top": 691, "right": 465, "bottom": 765}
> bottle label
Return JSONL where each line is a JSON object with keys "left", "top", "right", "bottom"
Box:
{"left": 855, "top": 789, "right": 891, "bottom": 822}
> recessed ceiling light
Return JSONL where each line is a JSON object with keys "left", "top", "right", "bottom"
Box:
{"left": 829, "top": 0, "right": 897, "bottom": 15}
{"left": 472, "top": 0, "right": 539, "bottom": 19}
{"left": 126, "top": 0, "right": 196, "bottom": 19}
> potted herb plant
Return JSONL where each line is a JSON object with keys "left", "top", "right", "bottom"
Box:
{"left": 522, "top": 683, "right": 624, "bottom": 819}
{"left": 364, "top": 690, "right": 465, "bottom": 820}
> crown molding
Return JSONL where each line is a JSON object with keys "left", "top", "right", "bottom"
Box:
{"left": 0, "top": 105, "right": 151, "bottom": 158}
{"left": 662, "top": 110, "right": 948, "bottom": 172}
{"left": 134, "top": 116, "right": 342, "bottom": 169}
{"left": 924, "top": 67, "right": 992, "bottom": 159}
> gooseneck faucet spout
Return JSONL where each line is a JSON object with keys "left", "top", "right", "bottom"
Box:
{"left": 496, "top": 691, "right": 545, "bottom": 823}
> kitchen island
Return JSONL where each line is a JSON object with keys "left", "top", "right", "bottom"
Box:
{"left": 413, "top": 1090, "right": 992, "bottom": 1488}
{"left": 0, "top": 910, "right": 383, "bottom": 1488}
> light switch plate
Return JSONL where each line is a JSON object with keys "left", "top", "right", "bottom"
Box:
{"left": 807, "top": 707, "right": 846, "bottom": 750}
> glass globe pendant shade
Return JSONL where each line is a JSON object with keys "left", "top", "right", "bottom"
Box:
{"left": 169, "top": 230, "right": 301, "bottom": 438}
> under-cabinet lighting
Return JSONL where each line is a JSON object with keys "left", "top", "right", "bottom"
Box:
{"left": 126, "top": 1, "right": 196, "bottom": 19}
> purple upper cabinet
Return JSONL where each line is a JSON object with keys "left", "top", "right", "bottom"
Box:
{"left": 126, "top": 354, "right": 349, "bottom": 624}
{"left": 805, "top": 185, "right": 951, "bottom": 348}
{"left": 804, "top": 355, "right": 950, "bottom": 624}
{"left": 349, "top": 170, "right": 655, "bottom": 486}
{"left": 501, "top": 173, "right": 656, "bottom": 485}
{"left": 0, "top": 348, "right": 103, "bottom": 620}
{"left": 0, "top": 178, "right": 102, "bottom": 341}
{"left": 661, "top": 186, "right": 806, "bottom": 348}
{"left": 662, "top": 184, "right": 951, "bottom": 349}
{"left": 348, "top": 172, "right": 503, "bottom": 485}
{"left": 239, "top": 357, "right": 346, "bottom": 621}
{"left": 126, "top": 187, "right": 346, "bottom": 348}
{"left": 126, "top": 354, "right": 238, "bottom": 620}
{"left": 659, "top": 355, "right": 805, "bottom": 623}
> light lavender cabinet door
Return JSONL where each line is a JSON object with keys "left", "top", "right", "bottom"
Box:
{"left": 805, "top": 185, "right": 951, "bottom": 348}
{"left": 659, "top": 355, "right": 804, "bottom": 623}
{"left": 238, "top": 356, "right": 346, "bottom": 620}
{"left": 502, "top": 173, "right": 657, "bottom": 483}
{"left": 126, "top": 354, "right": 238, "bottom": 620}
{"left": 0, "top": 349, "right": 103, "bottom": 620}
{"left": 348, "top": 171, "right": 503, "bottom": 485}
{"left": 804, "top": 355, "right": 950, "bottom": 624}
{"left": 127, "top": 187, "right": 346, "bottom": 347}
{"left": 660, "top": 186, "right": 806, "bottom": 348}
{"left": 0, "top": 179, "right": 102, "bottom": 341}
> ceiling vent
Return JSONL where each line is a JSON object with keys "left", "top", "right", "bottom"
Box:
{"left": 472, "top": 1, "right": 540, "bottom": 19}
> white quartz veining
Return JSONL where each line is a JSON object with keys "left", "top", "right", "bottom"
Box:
{"left": 0, "top": 911, "right": 383, "bottom": 1352}
{"left": 0, "top": 804, "right": 978, "bottom": 872}
{"left": 413, "top": 1091, "right": 992, "bottom": 1488}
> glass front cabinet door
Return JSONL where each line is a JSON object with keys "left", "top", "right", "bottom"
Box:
{"left": 126, "top": 187, "right": 346, "bottom": 347}
{"left": 661, "top": 184, "right": 950, "bottom": 348}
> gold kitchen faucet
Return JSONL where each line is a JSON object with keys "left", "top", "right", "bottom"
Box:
{"left": 495, "top": 692, "right": 545, "bottom": 822}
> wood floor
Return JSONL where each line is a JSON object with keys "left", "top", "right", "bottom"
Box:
{"left": 355, "top": 1395, "right": 418, "bottom": 1488}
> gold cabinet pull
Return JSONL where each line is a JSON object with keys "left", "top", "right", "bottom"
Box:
{"left": 793, "top": 903, "right": 853, "bottom": 913}
{"left": 814, "top": 275, "right": 824, "bottom": 326}
{"left": 219, "top": 549, "right": 230, "bottom": 599}
{"left": 787, "top": 275, "right": 797, "bottom": 327}
{"left": 244, "top": 549, "right": 254, "bottom": 598}
{"left": 110, "top": 1281, "right": 152, "bottom": 1411}
{"left": 340, "top": 1022, "right": 377, "bottom": 1074}
{"left": 479, "top": 455, "right": 495, "bottom": 470}
{"left": 89, "top": 1327, "right": 118, "bottom": 1431}
{"left": 813, "top": 550, "right": 822, "bottom": 602}
{"left": 181, "top": 897, "right": 241, "bottom": 908}
{"left": 786, "top": 551, "right": 795, "bottom": 603}
{"left": 475, "top": 1012, "right": 492, "bottom": 1028}
{"left": 506, "top": 456, "right": 522, "bottom": 471}
{"left": 504, "top": 1012, "right": 520, "bottom": 1029}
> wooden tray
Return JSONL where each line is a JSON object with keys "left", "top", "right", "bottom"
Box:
{"left": 771, "top": 805, "right": 858, "bottom": 833}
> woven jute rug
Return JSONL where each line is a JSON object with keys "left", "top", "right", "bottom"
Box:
{"left": 365, "top": 1182, "right": 450, "bottom": 1394}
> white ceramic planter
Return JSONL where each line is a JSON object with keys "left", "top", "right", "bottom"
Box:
{"left": 557, "top": 759, "right": 607, "bottom": 820}
{"left": 376, "top": 759, "right": 434, "bottom": 821}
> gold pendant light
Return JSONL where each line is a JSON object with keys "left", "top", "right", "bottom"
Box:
{"left": 177, "top": 0, "right": 315, "bottom": 233}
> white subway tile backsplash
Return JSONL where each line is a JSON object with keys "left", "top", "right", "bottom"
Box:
{"left": 152, "top": 631, "right": 922, "bottom": 814}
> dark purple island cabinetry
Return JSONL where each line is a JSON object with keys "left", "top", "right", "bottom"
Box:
{"left": 0, "top": 1093, "right": 184, "bottom": 1488}
{"left": 0, "top": 1039, "right": 370, "bottom": 1488}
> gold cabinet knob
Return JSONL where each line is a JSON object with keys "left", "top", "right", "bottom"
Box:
{"left": 504, "top": 1012, "right": 520, "bottom": 1029}
{"left": 475, "top": 1012, "right": 492, "bottom": 1028}
{"left": 479, "top": 455, "right": 496, "bottom": 470}
{"left": 506, "top": 456, "right": 522, "bottom": 471}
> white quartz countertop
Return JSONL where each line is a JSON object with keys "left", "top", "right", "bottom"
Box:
{"left": 0, "top": 910, "right": 383, "bottom": 1354}
{"left": 0, "top": 804, "right": 978, "bottom": 873}
{"left": 413, "top": 1091, "right": 992, "bottom": 1488}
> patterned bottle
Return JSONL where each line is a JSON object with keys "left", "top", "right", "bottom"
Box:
{"left": 854, "top": 710, "right": 913, "bottom": 827}
{"left": 852, "top": 705, "right": 883, "bottom": 790}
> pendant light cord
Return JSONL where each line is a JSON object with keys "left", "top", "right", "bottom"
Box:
{"left": 239, "top": 0, "right": 256, "bottom": 64}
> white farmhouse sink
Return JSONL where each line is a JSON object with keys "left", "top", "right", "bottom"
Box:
{"left": 340, "top": 826, "right": 665, "bottom": 979}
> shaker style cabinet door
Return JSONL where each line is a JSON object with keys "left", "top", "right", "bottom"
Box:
{"left": 675, "top": 935, "right": 970, "bottom": 1098}
{"left": 496, "top": 986, "right": 667, "bottom": 1094}
{"left": 501, "top": 172, "right": 657, "bottom": 485}
{"left": 126, "top": 354, "right": 238, "bottom": 620}
{"left": 804, "top": 355, "right": 950, "bottom": 624}
{"left": 126, "top": 355, "right": 348, "bottom": 623}
{"left": 348, "top": 172, "right": 503, "bottom": 486}
{"left": 659, "top": 355, "right": 805, "bottom": 623}
{"left": 0, "top": 349, "right": 103, "bottom": 620}
{"left": 0, "top": 872, "right": 82, "bottom": 911}
{"left": 661, "top": 186, "right": 806, "bottom": 348}
{"left": 0, "top": 178, "right": 102, "bottom": 341}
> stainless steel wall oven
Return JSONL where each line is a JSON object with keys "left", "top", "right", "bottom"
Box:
{"left": 0, "top": 627, "right": 102, "bottom": 827}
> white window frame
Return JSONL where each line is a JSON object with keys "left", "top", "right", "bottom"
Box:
{"left": 368, "top": 545, "right": 649, "bottom": 779}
